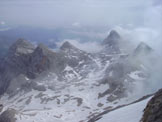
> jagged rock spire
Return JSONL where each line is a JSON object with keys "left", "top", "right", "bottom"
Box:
{"left": 134, "top": 42, "right": 153, "bottom": 56}
{"left": 102, "top": 30, "right": 120, "bottom": 46}
{"left": 102, "top": 30, "right": 121, "bottom": 54}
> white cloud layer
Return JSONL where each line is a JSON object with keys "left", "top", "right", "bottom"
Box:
{"left": 56, "top": 39, "right": 103, "bottom": 53}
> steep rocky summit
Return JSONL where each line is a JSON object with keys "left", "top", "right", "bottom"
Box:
{"left": 102, "top": 30, "right": 121, "bottom": 54}
{"left": 0, "top": 39, "right": 35, "bottom": 94}
{"left": 0, "top": 39, "right": 58, "bottom": 94}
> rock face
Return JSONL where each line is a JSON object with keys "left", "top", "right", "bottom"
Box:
{"left": 29, "top": 43, "right": 55, "bottom": 78}
{"left": 8, "top": 38, "right": 35, "bottom": 55}
{"left": 0, "top": 39, "right": 60, "bottom": 94}
{"left": 60, "top": 41, "right": 96, "bottom": 79}
{"left": 141, "top": 88, "right": 162, "bottom": 122}
{"left": 102, "top": 30, "right": 121, "bottom": 54}
{"left": 0, "top": 109, "right": 16, "bottom": 122}
{"left": 0, "top": 39, "right": 35, "bottom": 95}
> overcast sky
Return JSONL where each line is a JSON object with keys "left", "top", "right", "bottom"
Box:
{"left": 0, "top": 0, "right": 160, "bottom": 28}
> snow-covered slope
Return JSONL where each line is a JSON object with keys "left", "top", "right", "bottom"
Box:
{"left": 0, "top": 57, "right": 138, "bottom": 122}
{"left": 96, "top": 97, "right": 152, "bottom": 122}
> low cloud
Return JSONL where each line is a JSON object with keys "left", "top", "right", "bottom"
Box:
{"left": 114, "top": 26, "right": 159, "bottom": 50}
{"left": 56, "top": 39, "right": 103, "bottom": 53}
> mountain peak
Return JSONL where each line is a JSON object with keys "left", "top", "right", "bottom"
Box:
{"left": 8, "top": 39, "right": 35, "bottom": 56}
{"left": 60, "top": 41, "right": 78, "bottom": 51}
{"left": 102, "top": 30, "right": 120, "bottom": 46}
{"left": 37, "top": 43, "right": 50, "bottom": 51}
{"left": 11, "top": 38, "right": 34, "bottom": 49}
{"left": 102, "top": 30, "right": 121, "bottom": 54}
{"left": 134, "top": 42, "right": 153, "bottom": 56}
{"left": 137, "top": 42, "right": 151, "bottom": 49}
{"left": 108, "top": 30, "right": 120, "bottom": 40}
{"left": 33, "top": 43, "right": 55, "bottom": 57}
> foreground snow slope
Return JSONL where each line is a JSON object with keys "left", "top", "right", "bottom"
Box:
{"left": 97, "top": 97, "right": 152, "bottom": 122}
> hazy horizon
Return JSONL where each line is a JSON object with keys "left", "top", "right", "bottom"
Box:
{"left": 1, "top": 0, "right": 161, "bottom": 28}
{"left": 0, "top": 0, "right": 162, "bottom": 54}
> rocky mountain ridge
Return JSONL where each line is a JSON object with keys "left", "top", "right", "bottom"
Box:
{"left": 0, "top": 30, "right": 156, "bottom": 122}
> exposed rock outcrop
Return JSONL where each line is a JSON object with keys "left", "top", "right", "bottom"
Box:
{"left": 0, "top": 39, "right": 35, "bottom": 95}
{"left": 141, "top": 88, "right": 162, "bottom": 122}
{"left": 28, "top": 43, "right": 54, "bottom": 77}
{"left": 0, "top": 109, "right": 17, "bottom": 122}
{"left": 60, "top": 41, "right": 96, "bottom": 77}
{"left": 0, "top": 39, "right": 57, "bottom": 94}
